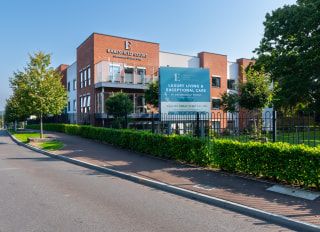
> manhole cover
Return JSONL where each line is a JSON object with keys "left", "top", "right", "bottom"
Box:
{"left": 194, "top": 184, "right": 216, "bottom": 191}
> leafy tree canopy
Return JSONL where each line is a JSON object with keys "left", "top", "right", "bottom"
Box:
{"left": 238, "top": 67, "right": 274, "bottom": 111}
{"left": 144, "top": 80, "right": 159, "bottom": 108}
{"left": 4, "top": 94, "right": 29, "bottom": 124}
{"left": 253, "top": 0, "right": 320, "bottom": 111}
{"left": 219, "top": 92, "right": 239, "bottom": 113}
{"left": 220, "top": 67, "right": 275, "bottom": 137}
{"left": 105, "top": 91, "right": 134, "bottom": 118}
{"left": 220, "top": 67, "right": 274, "bottom": 113}
{"left": 9, "top": 51, "right": 68, "bottom": 137}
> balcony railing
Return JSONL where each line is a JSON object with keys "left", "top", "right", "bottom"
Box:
{"left": 95, "top": 61, "right": 158, "bottom": 86}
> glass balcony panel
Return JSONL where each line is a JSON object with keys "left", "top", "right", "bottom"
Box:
{"left": 136, "top": 74, "right": 144, "bottom": 84}
{"left": 95, "top": 61, "right": 158, "bottom": 86}
{"left": 113, "top": 73, "right": 121, "bottom": 83}
{"left": 124, "top": 73, "right": 133, "bottom": 83}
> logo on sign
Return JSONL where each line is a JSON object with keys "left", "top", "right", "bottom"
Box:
{"left": 106, "top": 40, "right": 148, "bottom": 60}
{"left": 125, "top": 41, "right": 132, "bottom": 50}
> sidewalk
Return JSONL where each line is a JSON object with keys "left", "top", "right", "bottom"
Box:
{"left": 13, "top": 130, "right": 320, "bottom": 231}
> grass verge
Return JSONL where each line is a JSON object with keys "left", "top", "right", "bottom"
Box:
{"left": 8, "top": 129, "right": 64, "bottom": 151}
{"left": 39, "top": 141, "right": 64, "bottom": 150}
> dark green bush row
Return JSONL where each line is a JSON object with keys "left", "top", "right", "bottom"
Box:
{"left": 27, "top": 123, "right": 320, "bottom": 189}
{"left": 213, "top": 139, "right": 320, "bottom": 188}
{"left": 27, "top": 123, "right": 210, "bottom": 166}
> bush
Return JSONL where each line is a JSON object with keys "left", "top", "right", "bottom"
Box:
{"left": 212, "top": 139, "right": 320, "bottom": 189}
{"left": 27, "top": 123, "right": 320, "bottom": 189}
{"left": 27, "top": 123, "right": 210, "bottom": 166}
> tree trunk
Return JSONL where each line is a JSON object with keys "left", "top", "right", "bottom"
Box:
{"left": 40, "top": 114, "right": 43, "bottom": 139}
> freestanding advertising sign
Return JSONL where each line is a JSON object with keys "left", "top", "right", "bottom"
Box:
{"left": 159, "top": 67, "right": 211, "bottom": 116}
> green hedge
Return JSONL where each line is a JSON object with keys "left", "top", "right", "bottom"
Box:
{"left": 213, "top": 139, "right": 320, "bottom": 189}
{"left": 26, "top": 123, "right": 210, "bottom": 166}
{"left": 27, "top": 123, "right": 320, "bottom": 189}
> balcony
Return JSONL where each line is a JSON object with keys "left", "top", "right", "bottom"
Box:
{"left": 95, "top": 61, "right": 158, "bottom": 90}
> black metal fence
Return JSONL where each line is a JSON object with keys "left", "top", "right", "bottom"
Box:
{"left": 127, "top": 111, "right": 320, "bottom": 147}
{"left": 27, "top": 111, "right": 320, "bottom": 147}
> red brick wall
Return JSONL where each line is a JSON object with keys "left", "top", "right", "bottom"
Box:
{"left": 198, "top": 52, "right": 227, "bottom": 117}
{"left": 236, "top": 58, "right": 254, "bottom": 84}
{"left": 56, "top": 64, "right": 69, "bottom": 89}
{"left": 76, "top": 33, "right": 159, "bottom": 125}
{"left": 93, "top": 33, "right": 159, "bottom": 67}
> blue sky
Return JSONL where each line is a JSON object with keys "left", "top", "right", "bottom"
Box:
{"left": 0, "top": 0, "right": 297, "bottom": 111}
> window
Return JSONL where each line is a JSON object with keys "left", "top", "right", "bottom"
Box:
{"left": 80, "top": 97, "right": 83, "bottom": 112}
{"left": 228, "top": 79, "right": 236, "bottom": 90}
{"left": 227, "top": 120, "right": 235, "bottom": 129}
{"left": 80, "top": 71, "right": 83, "bottom": 88}
{"left": 212, "top": 98, "right": 221, "bottom": 109}
{"left": 84, "top": 69, "right": 87, "bottom": 87}
{"left": 87, "top": 95, "right": 91, "bottom": 107}
{"left": 67, "top": 82, "right": 70, "bottom": 92}
{"left": 83, "top": 96, "right": 87, "bottom": 108}
{"left": 73, "top": 79, "right": 76, "bottom": 90}
{"left": 87, "top": 94, "right": 91, "bottom": 113}
{"left": 137, "top": 68, "right": 145, "bottom": 84}
{"left": 109, "top": 65, "right": 120, "bottom": 82}
{"left": 73, "top": 100, "right": 76, "bottom": 111}
{"left": 67, "top": 101, "right": 70, "bottom": 112}
{"left": 212, "top": 76, "right": 220, "bottom": 88}
{"left": 124, "top": 66, "right": 134, "bottom": 84}
{"left": 137, "top": 68, "right": 145, "bottom": 76}
{"left": 211, "top": 121, "right": 221, "bottom": 132}
{"left": 87, "top": 67, "right": 91, "bottom": 86}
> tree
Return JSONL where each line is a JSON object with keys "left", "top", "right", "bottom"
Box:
{"left": 253, "top": 0, "right": 320, "bottom": 111}
{"left": 219, "top": 92, "right": 239, "bottom": 114}
{"left": 220, "top": 67, "right": 275, "bottom": 137}
{"left": 4, "top": 94, "right": 29, "bottom": 130}
{"left": 105, "top": 91, "right": 133, "bottom": 129}
{"left": 144, "top": 80, "right": 159, "bottom": 109}
{"left": 9, "top": 51, "right": 68, "bottom": 138}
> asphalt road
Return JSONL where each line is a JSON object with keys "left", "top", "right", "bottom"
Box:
{"left": 0, "top": 130, "right": 298, "bottom": 232}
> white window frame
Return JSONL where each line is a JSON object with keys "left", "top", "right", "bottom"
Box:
{"left": 87, "top": 94, "right": 91, "bottom": 107}
{"left": 84, "top": 69, "right": 87, "bottom": 87}
{"left": 212, "top": 75, "right": 221, "bottom": 88}
{"left": 83, "top": 95, "right": 87, "bottom": 108}
{"left": 87, "top": 67, "right": 91, "bottom": 86}
{"left": 212, "top": 98, "right": 221, "bottom": 110}
{"left": 227, "top": 79, "right": 236, "bottom": 90}
{"left": 80, "top": 71, "right": 83, "bottom": 88}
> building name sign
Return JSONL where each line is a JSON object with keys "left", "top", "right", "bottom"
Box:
{"left": 106, "top": 41, "right": 148, "bottom": 61}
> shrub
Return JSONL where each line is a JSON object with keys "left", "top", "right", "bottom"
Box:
{"left": 212, "top": 139, "right": 320, "bottom": 189}
{"left": 27, "top": 123, "right": 210, "bottom": 166}
{"left": 26, "top": 123, "right": 320, "bottom": 189}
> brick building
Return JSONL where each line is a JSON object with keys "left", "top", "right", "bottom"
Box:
{"left": 59, "top": 32, "right": 253, "bottom": 127}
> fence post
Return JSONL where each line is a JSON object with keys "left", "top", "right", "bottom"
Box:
{"left": 168, "top": 121, "right": 171, "bottom": 135}
{"left": 273, "top": 110, "right": 277, "bottom": 143}
{"left": 152, "top": 112, "right": 155, "bottom": 133}
{"left": 201, "top": 120, "right": 204, "bottom": 139}
{"left": 196, "top": 112, "right": 200, "bottom": 138}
